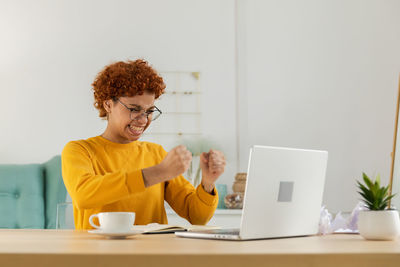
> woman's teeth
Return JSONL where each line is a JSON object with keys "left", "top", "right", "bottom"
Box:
{"left": 129, "top": 125, "right": 144, "bottom": 134}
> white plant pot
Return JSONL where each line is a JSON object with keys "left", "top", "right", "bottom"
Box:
{"left": 358, "top": 210, "right": 400, "bottom": 240}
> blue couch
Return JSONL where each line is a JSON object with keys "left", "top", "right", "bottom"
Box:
{"left": 0, "top": 156, "right": 67, "bottom": 229}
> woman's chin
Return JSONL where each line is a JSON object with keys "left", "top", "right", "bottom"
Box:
{"left": 125, "top": 130, "right": 143, "bottom": 141}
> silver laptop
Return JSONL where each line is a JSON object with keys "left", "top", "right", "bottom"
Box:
{"left": 176, "top": 145, "right": 328, "bottom": 240}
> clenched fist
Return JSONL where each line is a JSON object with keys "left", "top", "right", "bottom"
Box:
{"left": 200, "top": 149, "right": 226, "bottom": 192}
{"left": 159, "top": 145, "right": 192, "bottom": 179}
{"left": 142, "top": 145, "right": 192, "bottom": 187}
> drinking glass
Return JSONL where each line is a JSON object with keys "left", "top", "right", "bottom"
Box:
{"left": 56, "top": 202, "right": 74, "bottom": 229}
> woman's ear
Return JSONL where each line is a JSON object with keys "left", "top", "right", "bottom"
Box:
{"left": 103, "top": 99, "right": 113, "bottom": 113}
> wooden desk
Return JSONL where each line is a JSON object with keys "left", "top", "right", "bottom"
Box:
{"left": 1, "top": 229, "right": 400, "bottom": 267}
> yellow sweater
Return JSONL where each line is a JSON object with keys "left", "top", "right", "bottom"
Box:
{"left": 61, "top": 136, "right": 218, "bottom": 230}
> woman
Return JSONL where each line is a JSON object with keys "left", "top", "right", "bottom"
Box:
{"left": 62, "top": 59, "right": 226, "bottom": 230}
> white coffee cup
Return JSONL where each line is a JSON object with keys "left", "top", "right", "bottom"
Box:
{"left": 89, "top": 212, "right": 135, "bottom": 232}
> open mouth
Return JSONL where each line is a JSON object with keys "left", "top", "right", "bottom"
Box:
{"left": 127, "top": 124, "right": 144, "bottom": 136}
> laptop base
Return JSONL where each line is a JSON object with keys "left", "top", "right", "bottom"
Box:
{"left": 175, "top": 229, "right": 241, "bottom": 240}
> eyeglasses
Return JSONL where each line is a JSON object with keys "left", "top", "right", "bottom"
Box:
{"left": 116, "top": 99, "right": 162, "bottom": 121}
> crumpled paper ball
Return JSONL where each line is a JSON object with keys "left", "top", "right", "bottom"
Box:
{"left": 318, "top": 202, "right": 365, "bottom": 235}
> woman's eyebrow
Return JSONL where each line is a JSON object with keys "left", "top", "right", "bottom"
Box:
{"left": 128, "top": 104, "right": 155, "bottom": 109}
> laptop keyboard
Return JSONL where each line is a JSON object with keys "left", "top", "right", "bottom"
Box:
{"left": 194, "top": 229, "right": 240, "bottom": 235}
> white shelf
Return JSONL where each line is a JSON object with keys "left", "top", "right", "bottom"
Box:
{"left": 166, "top": 208, "right": 242, "bottom": 228}
{"left": 165, "top": 208, "right": 242, "bottom": 215}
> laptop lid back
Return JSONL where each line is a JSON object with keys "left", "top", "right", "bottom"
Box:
{"left": 239, "top": 145, "right": 328, "bottom": 240}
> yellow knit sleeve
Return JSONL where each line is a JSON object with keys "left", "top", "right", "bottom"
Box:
{"left": 165, "top": 177, "right": 218, "bottom": 225}
{"left": 158, "top": 146, "right": 218, "bottom": 225}
{"left": 61, "top": 141, "right": 146, "bottom": 209}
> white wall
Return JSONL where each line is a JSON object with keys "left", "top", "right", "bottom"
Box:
{"left": 0, "top": 0, "right": 236, "bottom": 187}
{"left": 237, "top": 0, "right": 400, "bottom": 212}
{"left": 1, "top": 0, "right": 400, "bottom": 213}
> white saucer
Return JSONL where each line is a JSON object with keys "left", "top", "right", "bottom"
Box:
{"left": 88, "top": 229, "right": 143, "bottom": 239}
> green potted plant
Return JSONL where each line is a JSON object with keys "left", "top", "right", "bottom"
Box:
{"left": 357, "top": 172, "right": 400, "bottom": 240}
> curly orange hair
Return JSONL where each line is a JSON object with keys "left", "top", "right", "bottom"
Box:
{"left": 92, "top": 59, "right": 166, "bottom": 118}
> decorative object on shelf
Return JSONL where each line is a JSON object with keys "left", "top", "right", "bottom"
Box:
{"left": 232, "top": 181, "right": 246, "bottom": 193}
{"left": 216, "top": 184, "right": 227, "bottom": 209}
{"left": 224, "top": 172, "right": 247, "bottom": 209}
{"left": 232, "top": 172, "right": 247, "bottom": 194}
{"left": 224, "top": 193, "right": 244, "bottom": 209}
{"left": 357, "top": 172, "right": 400, "bottom": 240}
{"left": 234, "top": 173, "right": 247, "bottom": 181}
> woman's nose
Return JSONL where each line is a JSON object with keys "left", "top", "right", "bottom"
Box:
{"left": 134, "top": 112, "right": 149, "bottom": 123}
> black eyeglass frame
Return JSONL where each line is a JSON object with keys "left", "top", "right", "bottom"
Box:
{"left": 115, "top": 98, "right": 162, "bottom": 121}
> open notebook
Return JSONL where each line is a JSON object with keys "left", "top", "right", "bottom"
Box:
{"left": 132, "top": 223, "right": 220, "bottom": 234}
